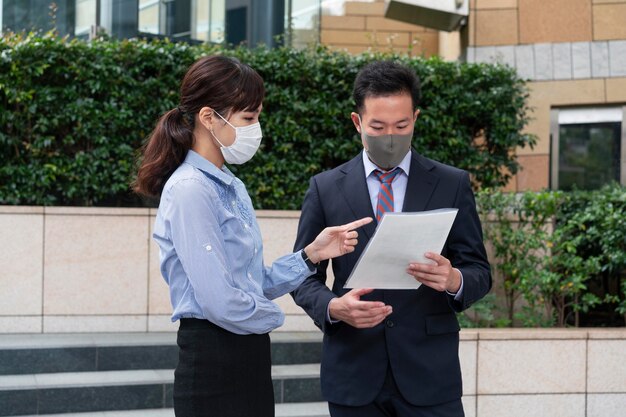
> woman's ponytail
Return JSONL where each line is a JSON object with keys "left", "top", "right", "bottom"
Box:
{"left": 133, "top": 108, "right": 193, "bottom": 197}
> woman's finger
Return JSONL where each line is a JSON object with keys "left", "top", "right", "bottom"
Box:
{"left": 341, "top": 217, "right": 373, "bottom": 231}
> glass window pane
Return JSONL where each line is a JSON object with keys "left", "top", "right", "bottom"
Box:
{"left": 558, "top": 122, "right": 621, "bottom": 190}
{"left": 192, "top": 0, "right": 224, "bottom": 43}
{"left": 75, "top": 0, "right": 97, "bottom": 36}
{"left": 139, "top": 0, "right": 160, "bottom": 34}
{"left": 192, "top": 0, "right": 210, "bottom": 42}
{"left": 287, "top": 0, "right": 320, "bottom": 49}
{"left": 209, "top": 0, "right": 225, "bottom": 43}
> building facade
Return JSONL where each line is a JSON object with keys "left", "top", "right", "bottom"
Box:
{"left": 0, "top": 0, "right": 319, "bottom": 47}
{"left": 318, "top": 0, "right": 626, "bottom": 192}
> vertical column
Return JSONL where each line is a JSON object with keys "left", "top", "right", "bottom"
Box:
{"left": 250, "top": 0, "right": 284, "bottom": 47}
{"left": 621, "top": 106, "right": 626, "bottom": 186}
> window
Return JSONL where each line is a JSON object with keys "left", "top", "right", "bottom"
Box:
{"left": 285, "top": 0, "right": 321, "bottom": 49}
{"left": 138, "top": 0, "right": 160, "bottom": 34}
{"left": 75, "top": 0, "right": 97, "bottom": 37}
{"left": 138, "top": 0, "right": 224, "bottom": 43}
{"left": 551, "top": 107, "right": 626, "bottom": 190}
{"left": 192, "top": 0, "right": 224, "bottom": 43}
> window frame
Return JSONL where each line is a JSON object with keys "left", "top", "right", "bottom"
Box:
{"left": 550, "top": 105, "right": 626, "bottom": 190}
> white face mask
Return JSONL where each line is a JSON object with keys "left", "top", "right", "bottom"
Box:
{"left": 211, "top": 110, "right": 263, "bottom": 165}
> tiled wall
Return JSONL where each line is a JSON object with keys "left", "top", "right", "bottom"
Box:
{"left": 468, "top": 0, "right": 626, "bottom": 47}
{"left": 466, "top": 0, "right": 626, "bottom": 192}
{"left": 319, "top": 0, "right": 440, "bottom": 57}
{"left": 2, "top": 206, "right": 625, "bottom": 414}
{"left": 0, "top": 206, "right": 319, "bottom": 333}
{"left": 511, "top": 77, "right": 626, "bottom": 191}
{"left": 467, "top": 41, "right": 626, "bottom": 80}
{"left": 459, "top": 329, "right": 626, "bottom": 417}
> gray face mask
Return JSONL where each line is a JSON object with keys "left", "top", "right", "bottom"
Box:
{"left": 358, "top": 115, "right": 413, "bottom": 170}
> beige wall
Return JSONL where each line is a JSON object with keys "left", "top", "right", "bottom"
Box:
{"left": 2, "top": 206, "right": 626, "bottom": 414}
{"left": 468, "top": 0, "right": 626, "bottom": 47}
{"left": 319, "top": 0, "right": 440, "bottom": 57}
{"left": 1, "top": 208, "right": 625, "bottom": 416}
{"left": 466, "top": 0, "right": 626, "bottom": 191}
{"left": 0, "top": 206, "right": 319, "bottom": 334}
{"left": 513, "top": 77, "right": 626, "bottom": 190}
{"left": 460, "top": 328, "right": 626, "bottom": 417}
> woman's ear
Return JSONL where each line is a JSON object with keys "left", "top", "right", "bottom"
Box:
{"left": 197, "top": 107, "right": 214, "bottom": 132}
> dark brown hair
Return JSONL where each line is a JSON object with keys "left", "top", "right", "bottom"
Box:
{"left": 133, "top": 55, "right": 265, "bottom": 197}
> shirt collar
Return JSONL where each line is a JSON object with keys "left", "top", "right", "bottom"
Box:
{"left": 183, "top": 150, "right": 235, "bottom": 185}
{"left": 362, "top": 149, "right": 412, "bottom": 178}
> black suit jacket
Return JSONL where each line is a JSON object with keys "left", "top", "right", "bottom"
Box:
{"left": 291, "top": 149, "right": 491, "bottom": 407}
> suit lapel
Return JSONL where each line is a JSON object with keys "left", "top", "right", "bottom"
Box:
{"left": 335, "top": 154, "right": 377, "bottom": 240}
{"left": 402, "top": 149, "right": 439, "bottom": 212}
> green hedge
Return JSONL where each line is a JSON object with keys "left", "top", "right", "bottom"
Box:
{"left": 463, "top": 184, "right": 626, "bottom": 328}
{"left": 0, "top": 32, "right": 535, "bottom": 208}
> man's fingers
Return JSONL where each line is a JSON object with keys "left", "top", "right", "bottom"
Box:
{"left": 352, "top": 304, "right": 391, "bottom": 317}
{"left": 408, "top": 263, "right": 437, "bottom": 274}
{"left": 355, "top": 314, "right": 390, "bottom": 328}
{"left": 349, "top": 287, "right": 375, "bottom": 297}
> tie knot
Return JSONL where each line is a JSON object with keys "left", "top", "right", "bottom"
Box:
{"left": 374, "top": 168, "right": 401, "bottom": 184}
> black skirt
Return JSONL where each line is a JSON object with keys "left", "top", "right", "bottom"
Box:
{"left": 173, "top": 318, "right": 274, "bottom": 417}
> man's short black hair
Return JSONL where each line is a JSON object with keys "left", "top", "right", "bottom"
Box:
{"left": 353, "top": 60, "right": 421, "bottom": 114}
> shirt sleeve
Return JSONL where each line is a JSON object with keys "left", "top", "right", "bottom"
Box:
{"left": 165, "top": 178, "right": 284, "bottom": 335}
{"left": 261, "top": 250, "right": 316, "bottom": 300}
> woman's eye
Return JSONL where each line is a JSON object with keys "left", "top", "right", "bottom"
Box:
{"left": 244, "top": 117, "right": 254, "bottom": 121}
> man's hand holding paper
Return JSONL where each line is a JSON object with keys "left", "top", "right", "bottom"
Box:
{"left": 406, "top": 252, "right": 462, "bottom": 293}
{"left": 343, "top": 208, "right": 459, "bottom": 290}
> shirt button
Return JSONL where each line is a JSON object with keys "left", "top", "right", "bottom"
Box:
{"left": 386, "top": 320, "right": 394, "bottom": 328}
{"left": 205, "top": 245, "right": 212, "bottom": 251}
{"left": 247, "top": 273, "right": 252, "bottom": 279}
{"left": 232, "top": 201, "right": 236, "bottom": 206}
{"left": 254, "top": 248, "right": 258, "bottom": 254}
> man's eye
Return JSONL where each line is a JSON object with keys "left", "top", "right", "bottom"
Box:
{"left": 245, "top": 117, "right": 254, "bottom": 121}
{"left": 371, "top": 126, "right": 383, "bottom": 130}
{"left": 397, "top": 125, "right": 408, "bottom": 129}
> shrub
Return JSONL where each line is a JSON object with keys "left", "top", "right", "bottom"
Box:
{"left": 473, "top": 184, "right": 626, "bottom": 327}
{"left": 0, "top": 32, "right": 535, "bottom": 208}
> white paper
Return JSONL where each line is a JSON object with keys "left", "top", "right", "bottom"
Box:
{"left": 344, "top": 208, "right": 459, "bottom": 290}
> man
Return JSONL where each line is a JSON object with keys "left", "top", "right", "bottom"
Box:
{"left": 292, "top": 61, "right": 491, "bottom": 417}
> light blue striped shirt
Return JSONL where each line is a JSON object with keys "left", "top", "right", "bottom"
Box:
{"left": 153, "top": 150, "right": 315, "bottom": 335}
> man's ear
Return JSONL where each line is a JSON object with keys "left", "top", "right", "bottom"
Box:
{"left": 413, "top": 108, "right": 421, "bottom": 122}
{"left": 351, "top": 112, "right": 362, "bottom": 133}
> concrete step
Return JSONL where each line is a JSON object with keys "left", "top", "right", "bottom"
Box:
{"left": 0, "top": 332, "right": 323, "bottom": 375}
{"left": 14, "top": 402, "right": 330, "bottom": 417}
{"left": 0, "top": 365, "right": 322, "bottom": 416}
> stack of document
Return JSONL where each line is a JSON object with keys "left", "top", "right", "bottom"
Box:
{"left": 344, "top": 208, "right": 458, "bottom": 290}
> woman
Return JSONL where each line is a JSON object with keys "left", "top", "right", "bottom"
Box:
{"left": 133, "top": 55, "right": 370, "bottom": 417}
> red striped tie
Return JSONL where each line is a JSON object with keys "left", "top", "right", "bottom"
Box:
{"left": 373, "top": 168, "right": 401, "bottom": 222}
